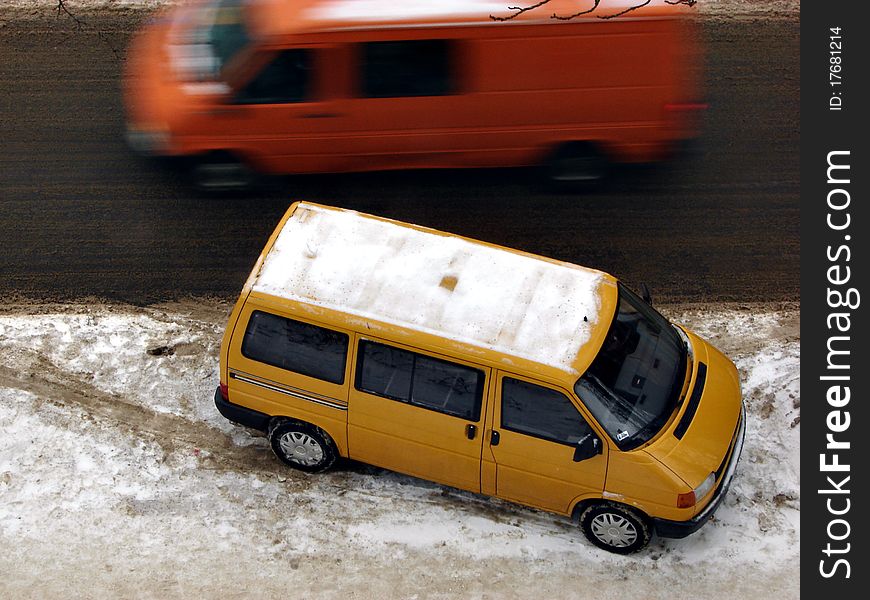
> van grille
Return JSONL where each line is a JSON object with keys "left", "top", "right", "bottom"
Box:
{"left": 674, "top": 362, "right": 707, "bottom": 440}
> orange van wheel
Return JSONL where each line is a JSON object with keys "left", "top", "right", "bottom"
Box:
{"left": 268, "top": 420, "right": 337, "bottom": 474}
{"left": 190, "top": 151, "right": 255, "bottom": 193}
{"left": 579, "top": 502, "right": 652, "bottom": 554}
{"left": 546, "top": 143, "right": 608, "bottom": 185}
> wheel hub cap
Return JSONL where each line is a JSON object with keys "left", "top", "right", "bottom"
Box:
{"left": 590, "top": 513, "right": 639, "bottom": 548}
{"left": 278, "top": 431, "right": 324, "bottom": 467}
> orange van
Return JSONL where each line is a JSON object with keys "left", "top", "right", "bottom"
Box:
{"left": 124, "top": 0, "right": 704, "bottom": 189}
{"left": 214, "top": 202, "right": 745, "bottom": 553}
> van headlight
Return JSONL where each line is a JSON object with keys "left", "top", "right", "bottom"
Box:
{"left": 677, "top": 472, "right": 716, "bottom": 508}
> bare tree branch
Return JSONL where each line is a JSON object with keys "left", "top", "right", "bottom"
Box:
{"left": 552, "top": 0, "right": 602, "bottom": 22}
{"left": 55, "top": 0, "right": 120, "bottom": 60}
{"left": 492, "top": 0, "right": 695, "bottom": 22}
{"left": 597, "top": 0, "right": 651, "bottom": 20}
{"left": 490, "top": 0, "right": 556, "bottom": 22}
{"left": 55, "top": 0, "right": 85, "bottom": 26}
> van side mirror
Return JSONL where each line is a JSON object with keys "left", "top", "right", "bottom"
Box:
{"left": 573, "top": 433, "right": 602, "bottom": 462}
{"left": 640, "top": 283, "right": 653, "bottom": 306}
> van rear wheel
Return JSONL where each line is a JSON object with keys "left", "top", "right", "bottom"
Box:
{"left": 579, "top": 502, "right": 651, "bottom": 554}
{"left": 546, "top": 143, "right": 607, "bottom": 185}
{"left": 269, "top": 421, "right": 337, "bottom": 473}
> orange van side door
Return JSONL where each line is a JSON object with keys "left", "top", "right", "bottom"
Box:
{"left": 484, "top": 373, "right": 607, "bottom": 515}
{"left": 341, "top": 38, "right": 480, "bottom": 171}
{"left": 208, "top": 45, "right": 354, "bottom": 174}
{"left": 347, "top": 338, "right": 488, "bottom": 493}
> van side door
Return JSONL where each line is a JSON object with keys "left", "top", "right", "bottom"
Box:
{"left": 347, "top": 338, "right": 488, "bottom": 493}
{"left": 214, "top": 45, "right": 353, "bottom": 173}
{"left": 485, "top": 373, "right": 607, "bottom": 514}
{"left": 345, "top": 38, "right": 472, "bottom": 170}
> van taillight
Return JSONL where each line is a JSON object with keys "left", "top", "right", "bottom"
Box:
{"left": 219, "top": 383, "right": 229, "bottom": 401}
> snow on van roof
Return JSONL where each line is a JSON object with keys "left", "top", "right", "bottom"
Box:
{"left": 305, "top": 0, "right": 510, "bottom": 23}
{"left": 252, "top": 204, "right": 606, "bottom": 373}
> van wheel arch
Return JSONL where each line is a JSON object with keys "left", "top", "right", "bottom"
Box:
{"left": 545, "top": 141, "right": 609, "bottom": 185}
{"left": 577, "top": 500, "right": 652, "bottom": 554}
{"left": 267, "top": 418, "right": 338, "bottom": 473}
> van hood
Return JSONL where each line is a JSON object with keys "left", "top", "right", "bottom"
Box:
{"left": 643, "top": 330, "right": 743, "bottom": 489}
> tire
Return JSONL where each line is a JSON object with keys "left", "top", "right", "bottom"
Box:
{"left": 546, "top": 142, "right": 607, "bottom": 186}
{"left": 269, "top": 421, "right": 337, "bottom": 473}
{"left": 579, "top": 502, "right": 651, "bottom": 554}
{"left": 190, "top": 151, "right": 255, "bottom": 193}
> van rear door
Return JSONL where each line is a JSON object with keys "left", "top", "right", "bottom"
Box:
{"left": 347, "top": 339, "right": 488, "bottom": 493}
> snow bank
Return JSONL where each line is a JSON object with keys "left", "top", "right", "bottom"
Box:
{"left": 0, "top": 301, "right": 799, "bottom": 597}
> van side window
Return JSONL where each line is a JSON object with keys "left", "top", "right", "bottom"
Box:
{"left": 241, "top": 311, "right": 348, "bottom": 384}
{"left": 361, "top": 40, "right": 453, "bottom": 98}
{"left": 357, "top": 340, "right": 483, "bottom": 420}
{"left": 235, "top": 49, "right": 312, "bottom": 104}
{"left": 501, "top": 378, "right": 592, "bottom": 445}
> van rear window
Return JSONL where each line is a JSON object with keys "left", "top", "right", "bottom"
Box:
{"left": 356, "top": 340, "right": 483, "bottom": 421}
{"left": 362, "top": 39, "right": 453, "bottom": 98}
{"left": 241, "top": 311, "right": 348, "bottom": 384}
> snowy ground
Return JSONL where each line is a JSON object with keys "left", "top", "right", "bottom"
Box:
{"left": 0, "top": 299, "right": 799, "bottom": 598}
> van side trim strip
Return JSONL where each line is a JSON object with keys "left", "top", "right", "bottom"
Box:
{"left": 229, "top": 371, "right": 348, "bottom": 411}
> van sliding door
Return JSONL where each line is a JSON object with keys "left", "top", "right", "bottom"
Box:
{"left": 347, "top": 339, "right": 488, "bottom": 493}
{"left": 346, "top": 38, "right": 474, "bottom": 170}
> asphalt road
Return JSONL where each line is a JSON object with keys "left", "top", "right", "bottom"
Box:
{"left": 0, "top": 9, "right": 799, "bottom": 305}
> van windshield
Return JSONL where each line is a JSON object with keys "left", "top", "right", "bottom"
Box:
{"left": 174, "top": 0, "right": 251, "bottom": 81}
{"left": 574, "top": 284, "right": 687, "bottom": 451}
{"left": 204, "top": 0, "right": 251, "bottom": 72}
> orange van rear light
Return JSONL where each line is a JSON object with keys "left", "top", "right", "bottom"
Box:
{"left": 219, "top": 382, "right": 229, "bottom": 401}
{"left": 677, "top": 491, "right": 696, "bottom": 508}
{"left": 664, "top": 102, "right": 708, "bottom": 112}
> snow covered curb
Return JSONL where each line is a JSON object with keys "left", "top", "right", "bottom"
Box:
{"left": 0, "top": 300, "right": 799, "bottom": 597}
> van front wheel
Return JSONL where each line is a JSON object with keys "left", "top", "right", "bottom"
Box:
{"left": 269, "top": 421, "right": 337, "bottom": 473}
{"left": 191, "top": 151, "right": 255, "bottom": 193}
{"left": 579, "top": 502, "right": 651, "bottom": 554}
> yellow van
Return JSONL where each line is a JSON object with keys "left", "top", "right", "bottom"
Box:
{"left": 215, "top": 202, "right": 744, "bottom": 553}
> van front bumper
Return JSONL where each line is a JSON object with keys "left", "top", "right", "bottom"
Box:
{"left": 653, "top": 403, "right": 746, "bottom": 539}
{"left": 214, "top": 386, "right": 270, "bottom": 432}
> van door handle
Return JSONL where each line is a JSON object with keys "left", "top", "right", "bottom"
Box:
{"left": 490, "top": 430, "right": 500, "bottom": 446}
{"left": 465, "top": 424, "right": 477, "bottom": 440}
